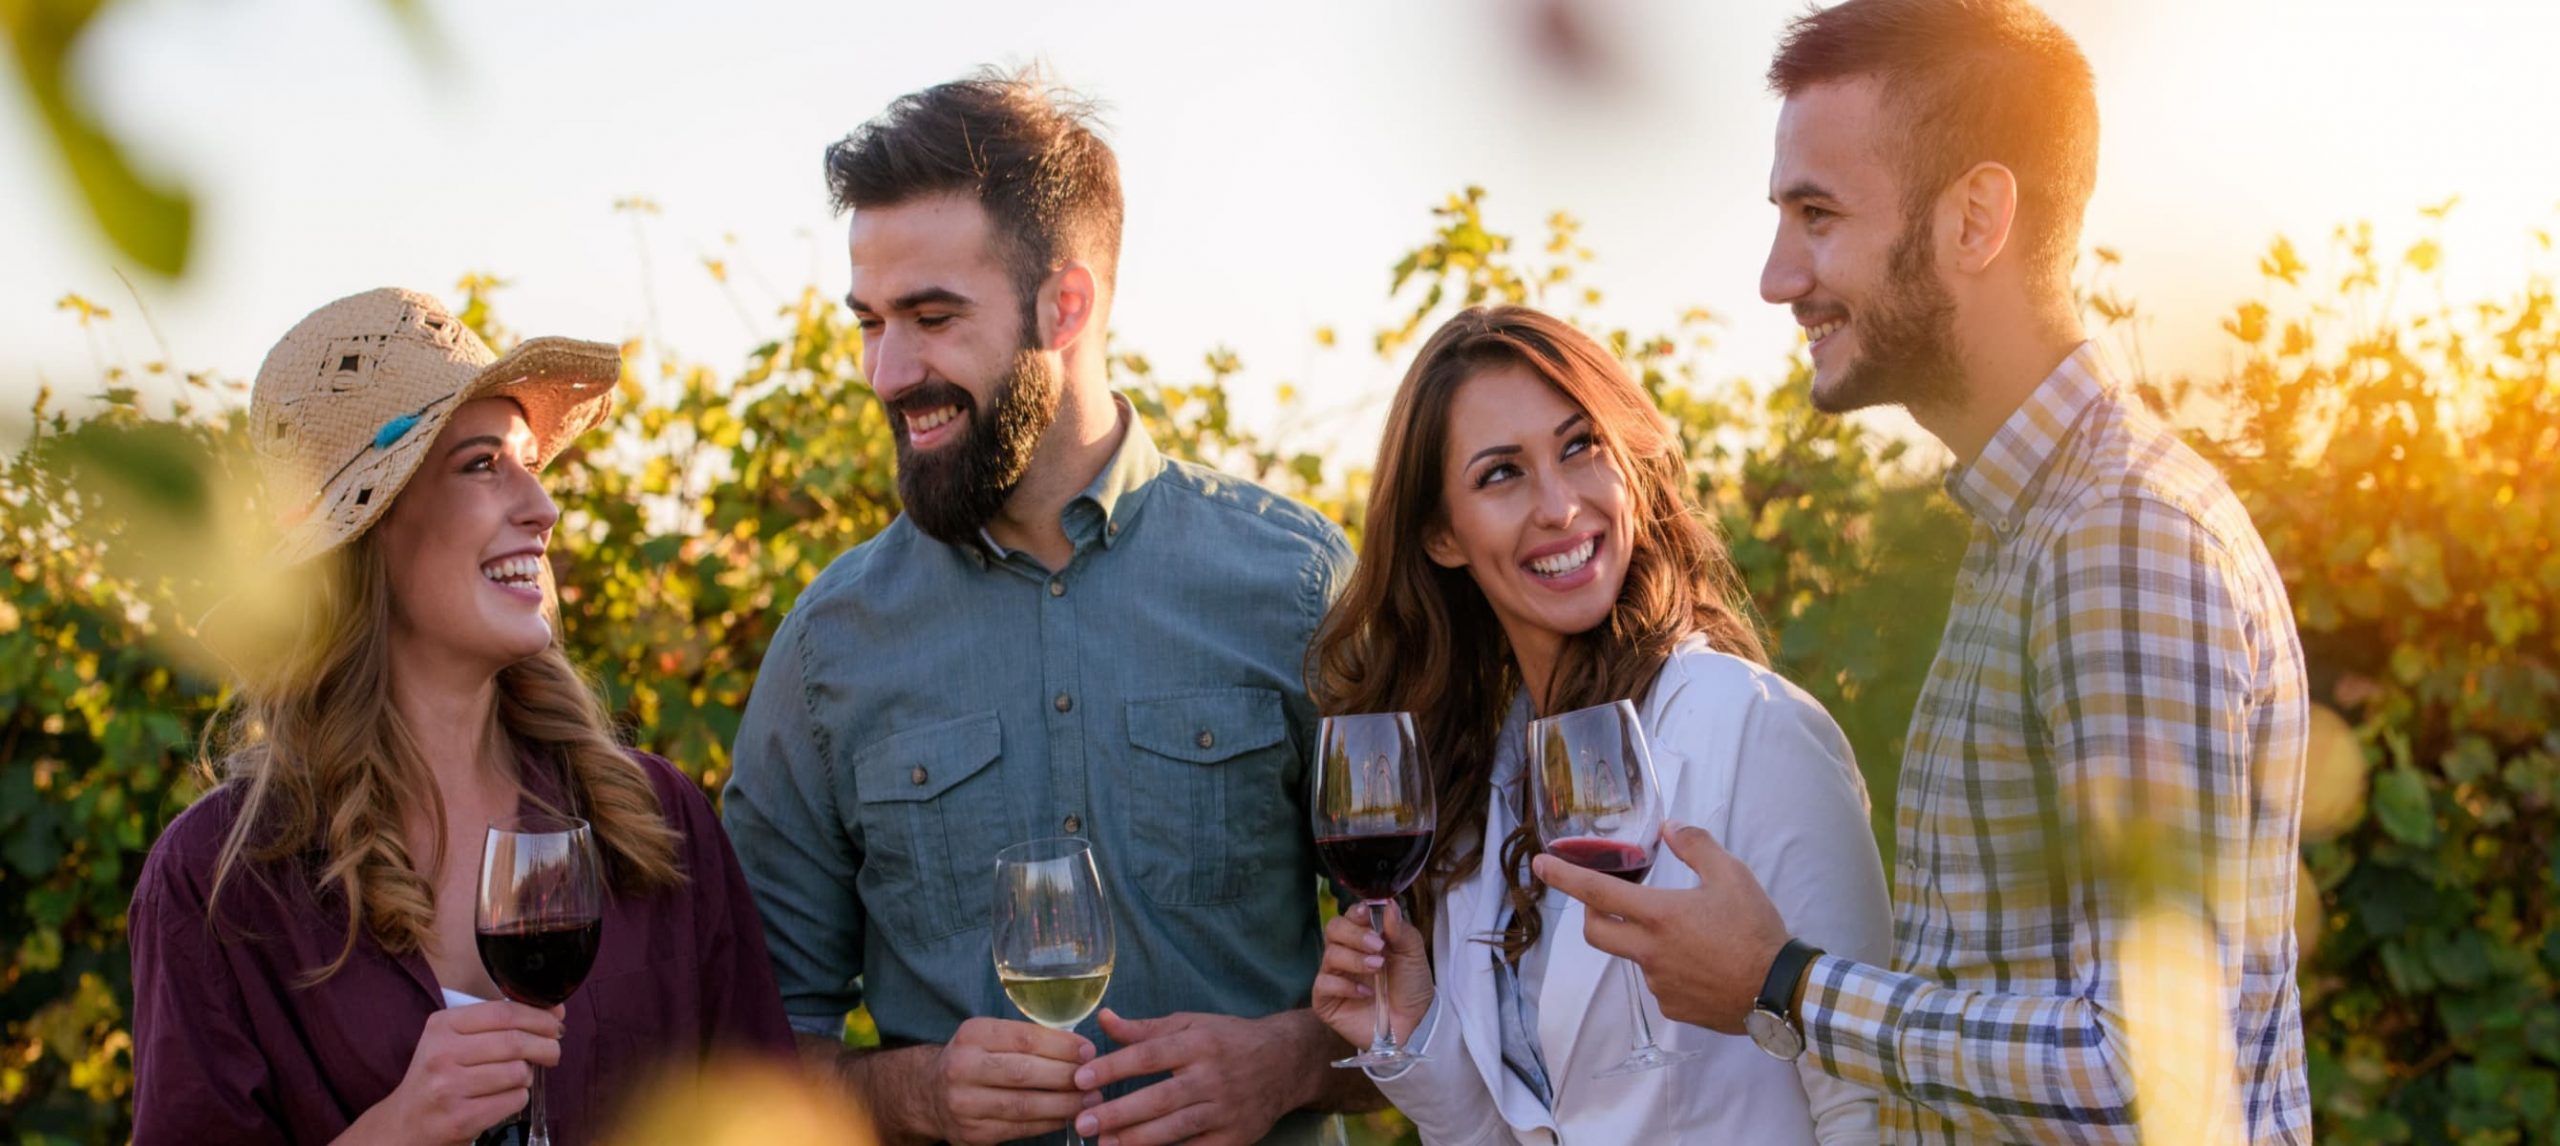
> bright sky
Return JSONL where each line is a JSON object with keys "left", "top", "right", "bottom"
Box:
{"left": 6, "top": 0, "right": 2556, "bottom": 461}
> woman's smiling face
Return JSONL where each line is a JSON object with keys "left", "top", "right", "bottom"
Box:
{"left": 1427, "top": 364, "right": 1634, "bottom": 653}
{"left": 372, "top": 397, "right": 563, "bottom": 681}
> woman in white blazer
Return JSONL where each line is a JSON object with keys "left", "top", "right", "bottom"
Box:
{"left": 1306, "top": 306, "right": 1893, "bottom": 1144}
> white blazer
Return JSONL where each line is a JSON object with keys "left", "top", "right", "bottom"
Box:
{"left": 1372, "top": 637, "right": 1895, "bottom": 1145}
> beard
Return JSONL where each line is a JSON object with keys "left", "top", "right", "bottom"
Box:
{"left": 888, "top": 346, "right": 1061, "bottom": 546}
{"left": 1808, "top": 210, "right": 1966, "bottom": 416}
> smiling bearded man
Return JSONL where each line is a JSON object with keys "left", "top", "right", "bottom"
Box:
{"left": 721, "top": 69, "right": 1387, "bottom": 1146}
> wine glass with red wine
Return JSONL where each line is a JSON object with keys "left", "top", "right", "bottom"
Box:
{"left": 1310, "top": 711, "right": 1435, "bottom": 1069}
{"left": 476, "top": 814, "right": 604, "bottom": 1146}
{"left": 1527, "top": 698, "right": 1698, "bottom": 1078}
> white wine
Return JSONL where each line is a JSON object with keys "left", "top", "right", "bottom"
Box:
{"left": 1000, "top": 966, "right": 1112, "bottom": 1030}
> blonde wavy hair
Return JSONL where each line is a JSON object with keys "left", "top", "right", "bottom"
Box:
{"left": 205, "top": 530, "right": 680, "bottom": 984}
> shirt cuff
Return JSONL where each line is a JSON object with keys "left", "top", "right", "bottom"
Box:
{"left": 787, "top": 1012, "right": 848, "bottom": 1040}
{"left": 1798, "top": 953, "right": 1904, "bottom": 1096}
{"left": 1360, "top": 997, "right": 1443, "bottom": 1083}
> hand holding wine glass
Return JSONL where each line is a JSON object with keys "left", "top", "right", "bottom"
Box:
{"left": 1529, "top": 699, "right": 1697, "bottom": 1078}
{"left": 1310, "top": 711, "right": 1435, "bottom": 1069}
{"left": 362, "top": 1000, "right": 562, "bottom": 1146}
{"left": 476, "top": 815, "right": 604, "bottom": 1146}
{"left": 992, "top": 837, "right": 1114, "bottom": 1146}
{"left": 1312, "top": 899, "right": 1435, "bottom": 1053}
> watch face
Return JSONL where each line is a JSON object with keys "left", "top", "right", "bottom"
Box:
{"left": 1746, "top": 1007, "right": 1805, "bottom": 1061}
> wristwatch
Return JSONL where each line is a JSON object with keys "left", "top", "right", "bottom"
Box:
{"left": 1745, "top": 937, "right": 1823, "bottom": 1061}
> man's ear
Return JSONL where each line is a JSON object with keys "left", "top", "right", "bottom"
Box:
{"left": 1037, "top": 261, "right": 1098, "bottom": 350}
{"left": 1939, "top": 161, "right": 2018, "bottom": 276}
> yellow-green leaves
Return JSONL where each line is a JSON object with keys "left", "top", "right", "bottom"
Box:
{"left": 3, "top": 0, "right": 193, "bottom": 275}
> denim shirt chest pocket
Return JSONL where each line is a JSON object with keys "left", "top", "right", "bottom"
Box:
{"left": 1122, "top": 688, "right": 1295, "bottom": 906}
{"left": 844, "top": 712, "right": 1007, "bottom": 943}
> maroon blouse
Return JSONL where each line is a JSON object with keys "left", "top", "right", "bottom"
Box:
{"left": 128, "top": 751, "right": 794, "bottom": 1145}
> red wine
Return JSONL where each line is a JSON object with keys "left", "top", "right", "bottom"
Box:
{"left": 1547, "top": 837, "right": 1650, "bottom": 884}
{"left": 476, "top": 917, "right": 602, "bottom": 1007}
{"left": 1315, "top": 829, "right": 1433, "bottom": 902}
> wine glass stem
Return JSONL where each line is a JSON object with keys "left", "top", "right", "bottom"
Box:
{"left": 1620, "top": 957, "right": 1665, "bottom": 1053}
{"left": 1366, "top": 900, "right": 1397, "bottom": 1055}
{"left": 526, "top": 1064, "right": 551, "bottom": 1146}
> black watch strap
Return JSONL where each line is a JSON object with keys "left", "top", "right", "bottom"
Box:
{"left": 1756, "top": 937, "right": 1825, "bottom": 1023}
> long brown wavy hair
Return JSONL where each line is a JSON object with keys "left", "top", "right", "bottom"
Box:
{"left": 1309, "top": 306, "right": 1766, "bottom": 963}
{"left": 204, "top": 529, "right": 681, "bottom": 984}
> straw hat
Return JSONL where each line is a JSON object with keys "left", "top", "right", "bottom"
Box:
{"left": 249, "top": 287, "right": 620, "bottom": 566}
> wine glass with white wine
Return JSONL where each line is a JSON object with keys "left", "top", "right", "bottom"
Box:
{"left": 993, "top": 837, "right": 1116, "bottom": 1145}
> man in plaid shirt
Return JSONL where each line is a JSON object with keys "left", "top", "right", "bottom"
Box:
{"left": 1537, "top": 1, "right": 2311, "bottom": 1142}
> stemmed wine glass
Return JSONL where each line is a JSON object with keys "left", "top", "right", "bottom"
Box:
{"left": 476, "top": 814, "right": 605, "bottom": 1146}
{"left": 1310, "top": 711, "right": 1436, "bottom": 1069}
{"left": 993, "top": 837, "right": 1116, "bottom": 1146}
{"left": 1528, "top": 699, "right": 1697, "bottom": 1078}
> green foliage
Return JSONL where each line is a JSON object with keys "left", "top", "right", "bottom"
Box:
{"left": 1, "top": 191, "right": 2549, "bottom": 1144}
{"left": 1, "top": 0, "right": 193, "bottom": 275}
{"left": 0, "top": 380, "right": 238, "bottom": 1138}
{"left": 1, "top": 0, "right": 438, "bottom": 277}
{"left": 2155, "top": 211, "right": 2560, "bottom": 1144}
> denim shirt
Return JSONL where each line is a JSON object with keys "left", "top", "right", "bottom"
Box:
{"left": 723, "top": 399, "right": 1352, "bottom": 1078}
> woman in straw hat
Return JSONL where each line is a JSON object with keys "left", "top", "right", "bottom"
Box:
{"left": 127, "top": 288, "right": 793, "bottom": 1145}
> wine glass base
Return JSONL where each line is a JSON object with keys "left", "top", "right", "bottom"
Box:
{"left": 1333, "top": 1047, "right": 1429, "bottom": 1069}
{"left": 1591, "top": 1044, "right": 1698, "bottom": 1078}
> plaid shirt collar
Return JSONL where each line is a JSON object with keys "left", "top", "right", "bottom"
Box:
{"left": 1943, "top": 341, "right": 2113, "bottom": 535}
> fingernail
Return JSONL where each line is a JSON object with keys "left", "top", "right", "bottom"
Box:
{"left": 1362, "top": 932, "right": 1384, "bottom": 952}
{"left": 1364, "top": 954, "right": 1384, "bottom": 970}
{"left": 1077, "top": 1115, "right": 1098, "bottom": 1136}
{"left": 1356, "top": 984, "right": 1372, "bottom": 997}
{"left": 1075, "top": 1067, "right": 1095, "bottom": 1088}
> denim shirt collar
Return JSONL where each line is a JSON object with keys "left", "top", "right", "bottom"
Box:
{"left": 1067, "top": 393, "right": 1163, "bottom": 551}
{"left": 970, "top": 392, "right": 1165, "bottom": 565}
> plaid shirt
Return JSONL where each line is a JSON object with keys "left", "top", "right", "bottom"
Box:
{"left": 1798, "top": 344, "right": 2312, "bottom": 1144}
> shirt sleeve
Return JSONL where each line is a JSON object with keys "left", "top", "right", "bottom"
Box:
{"left": 1718, "top": 684, "right": 1892, "bottom": 1146}
{"left": 127, "top": 840, "right": 280, "bottom": 1144}
{"left": 721, "top": 605, "right": 866, "bottom": 1037}
{"left": 1288, "top": 524, "right": 1357, "bottom": 766}
{"left": 1363, "top": 999, "right": 1514, "bottom": 1146}
{"left": 1797, "top": 495, "right": 2263, "bottom": 1143}
{"left": 1297, "top": 525, "right": 1360, "bottom": 912}
{"left": 660, "top": 761, "right": 797, "bottom": 1058}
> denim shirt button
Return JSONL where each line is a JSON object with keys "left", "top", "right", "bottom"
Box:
{"left": 910, "top": 766, "right": 928, "bottom": 786}
{"left": 1055, "top": 692, "right": 1073, "bottom": 713}
{"left": 1063, "top": 814, "right": 1082, "bottom": 834}
{"left": 1048, "top": 578, "right": 1066, "bottom": 597}
{"left": 1195, "top": 730, "right": 1214, "bottom": 750}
